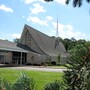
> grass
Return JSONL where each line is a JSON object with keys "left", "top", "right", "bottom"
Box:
{"left": 46, "top": 65, "right": 67, "bottom": 69}
{"left": 0, "top": 68, "right": 63, "bottom": 90}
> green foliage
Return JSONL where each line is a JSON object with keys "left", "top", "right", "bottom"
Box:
{"left": 64, "top": 44, "right": 90, "bottom": 90}
{"left": 0, "top": 72, "right": 35, "bottom": 90}
{"left": 0, "top": 78, "right": 2, "bottom": 90}
{"left": 0, "top": 78, "right": 11, "bottom": 90}
{"left": 13, "top": 38, "right": 20, "bottom": 43}
{"left": 45, "top": 0, "right": 90, "bottom": 7}
{"left": 12, "top": 72, "right": 35, "bottom": 90}
{"left": 0, "top": 69, "right": 61, "bottom": 90}
{"left": 44, "top": 80, "right": 65, "bottom": 90}
{"left": 62, "top": 38, "right": 86, "bottom": 51}
{"left": 66, "top": 0, "right": 90, "bottom": 7}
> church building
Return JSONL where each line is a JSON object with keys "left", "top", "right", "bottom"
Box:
{"left": 0, "top": 24, "right": 67, "bottom": 65}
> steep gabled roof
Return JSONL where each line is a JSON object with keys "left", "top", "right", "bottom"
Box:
{"left": 24, "top": 24, "right": 66, "bottom": 56}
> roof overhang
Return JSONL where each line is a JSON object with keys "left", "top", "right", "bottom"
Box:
{"left": 0, "top": 47, "right": 28, "bottom": 53}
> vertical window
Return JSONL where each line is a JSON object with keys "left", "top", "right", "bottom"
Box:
{"left": 0, "top": 55, "right": 4, "bottom": 63}
{"left": 25, "top": 31, "right": 31, "bottom": 46}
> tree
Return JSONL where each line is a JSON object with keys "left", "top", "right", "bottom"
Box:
{"left": 66, "top": 0, "right": 90, "bottom": 7}
{"left": 62, "top": 38, "right": 72, "bottom": 51}
{"left": 64, "top": 44, "right": 90, "bottom": 90}
{"left": 13, "top": 38, "right": 20, "bottom": 43}
{"left": 44, "top": 0, "right": 90, "bottom": 7}
{"left": 76, "top": 39, "right": 86, "bottom": 45}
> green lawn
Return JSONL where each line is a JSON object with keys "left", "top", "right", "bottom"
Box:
{"left": 0, "top": 68, "right": 63, "bottom": 90}
{"left": 46, "top": 65, "right": 67, "bottom": 69}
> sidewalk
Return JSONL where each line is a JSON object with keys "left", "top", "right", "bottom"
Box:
{"left": 4, "top": 66, "right": 66, "bottom": 72}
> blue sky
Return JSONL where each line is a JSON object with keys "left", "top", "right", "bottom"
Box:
{"left": 0, "top": 0, "right": 90, "bottom": 41}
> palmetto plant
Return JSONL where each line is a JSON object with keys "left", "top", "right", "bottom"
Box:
{"left": 12, "top": 72, "right": 35, "bottom": 90}
{"left": 44, "top": 80, "right": 66, "bottom": 90}
{"left": 0, "top": 73, "right": 35, "bottom": 90}
{"left": 0, "top": 78, "right": 11, "bottom": 90}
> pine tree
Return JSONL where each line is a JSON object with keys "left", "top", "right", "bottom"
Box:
{"left": 64, "top": 44, "right": 90, "bottom": 90}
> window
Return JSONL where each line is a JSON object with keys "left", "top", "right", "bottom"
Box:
{"left": 0, "top": 55, "right": 4, "bottom": 63}
{"left": 25, "top": 31, "right": 31, "bottom": 46}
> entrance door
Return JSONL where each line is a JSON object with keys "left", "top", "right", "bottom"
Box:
{"left": 0, "top": 55, "right": 4, "bottom": 63}
{"left": 12, "top": 52, "right": 27, "bottom": 65}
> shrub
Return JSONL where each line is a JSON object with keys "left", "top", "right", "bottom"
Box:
{"left": 0, "top": 78, "right": 11, "bottom": 90}
{"left": 44, "top": 80, "right": 65, "bottom": 90}
{"left": 51, "top": 61, "right": 56, "bottom": 65}
{"left": 26, "top": 63, "right": 32, "bottom": 65}
{"left": 12, "top": 72, "right": 35, "bottom": 90}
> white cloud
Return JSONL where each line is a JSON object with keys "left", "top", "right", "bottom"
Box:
{"left": 64, "top": 27, "right": 85, "bottom": 39}
{"left": 30, "top": 3, "right": 45, "bottom": 14}
{"left": 27, "top": 15, "right": 53, "bottom": 27}
{"left": 27, "top": 16, "right": 48, "bottom": 26}
{"left": 22, "top": 16, "right": 25, "bottom": 18}
{"left": 23, "top": 0, "right": 36, "bottom": 4}
{"left": 46, "top": 16, "right": 53, "bottom": 21}
{"left": 55, "top": 0, "right": 66, "bottom": 5}
{"left": 39, "top": 0, "right": 45, "bottom": 3}
{"left": 66, "top": 25, "right": 73, "bottom": 31}
{"left": 52, "top": 22, "right": 65, "bottom": 32}
{"left": 23, "top": 0, "right": 45, "bottom": 4}
{"left": 0, "top": 37, "right": 6, "bottom": 40}
{"left": 0, "top": 4, "right": 13, "bottom": 12}
{"left": 11, "top": 33, "right": 21, "bottom": 39}
{"left": 0, "top": 32, "right": 21, "bottom": 41}
{"left": 52, "top": 22, "right": 85, "bottom": 40}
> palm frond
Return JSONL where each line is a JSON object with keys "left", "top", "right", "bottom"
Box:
{"left": 86, "top": 0, "right": 90, "bottom": 3}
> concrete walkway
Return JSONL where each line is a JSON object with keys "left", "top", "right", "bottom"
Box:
{"left": 5, "top": 66, "right": 66, "bottom": 72}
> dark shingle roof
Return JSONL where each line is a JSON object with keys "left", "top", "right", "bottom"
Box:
{"left": 25, "top": 24, "right": 67, "bottom": 57}
{"left": 0, "top": 39, "right": 28, "bottom": 52}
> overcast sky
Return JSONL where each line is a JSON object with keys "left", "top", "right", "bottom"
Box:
{"left": 0, "top": 0, "right": 90, "bottom": 41}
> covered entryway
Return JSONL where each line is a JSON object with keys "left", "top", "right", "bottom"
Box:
{"left": 12, "top": 51, "right": 27, "bottom": 65}
{"left": 0, "top": 51, "right": 9, "bottom": 64}
{"left": 0, "top": 40, "right": 29, "bottom": 66}
{"left": 0, "top": 52, "right": 5, "bottom": 64}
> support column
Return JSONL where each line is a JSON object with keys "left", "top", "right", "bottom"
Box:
{"left": 4, "top": 52, "right": 6, "bottom": 64}
{"left": 20, "top": 52, "right": 22, "bottom": 66}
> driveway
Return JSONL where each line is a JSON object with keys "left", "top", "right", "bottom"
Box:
{"left": 5, "top": 66, "right": 66, "bottom": 72}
